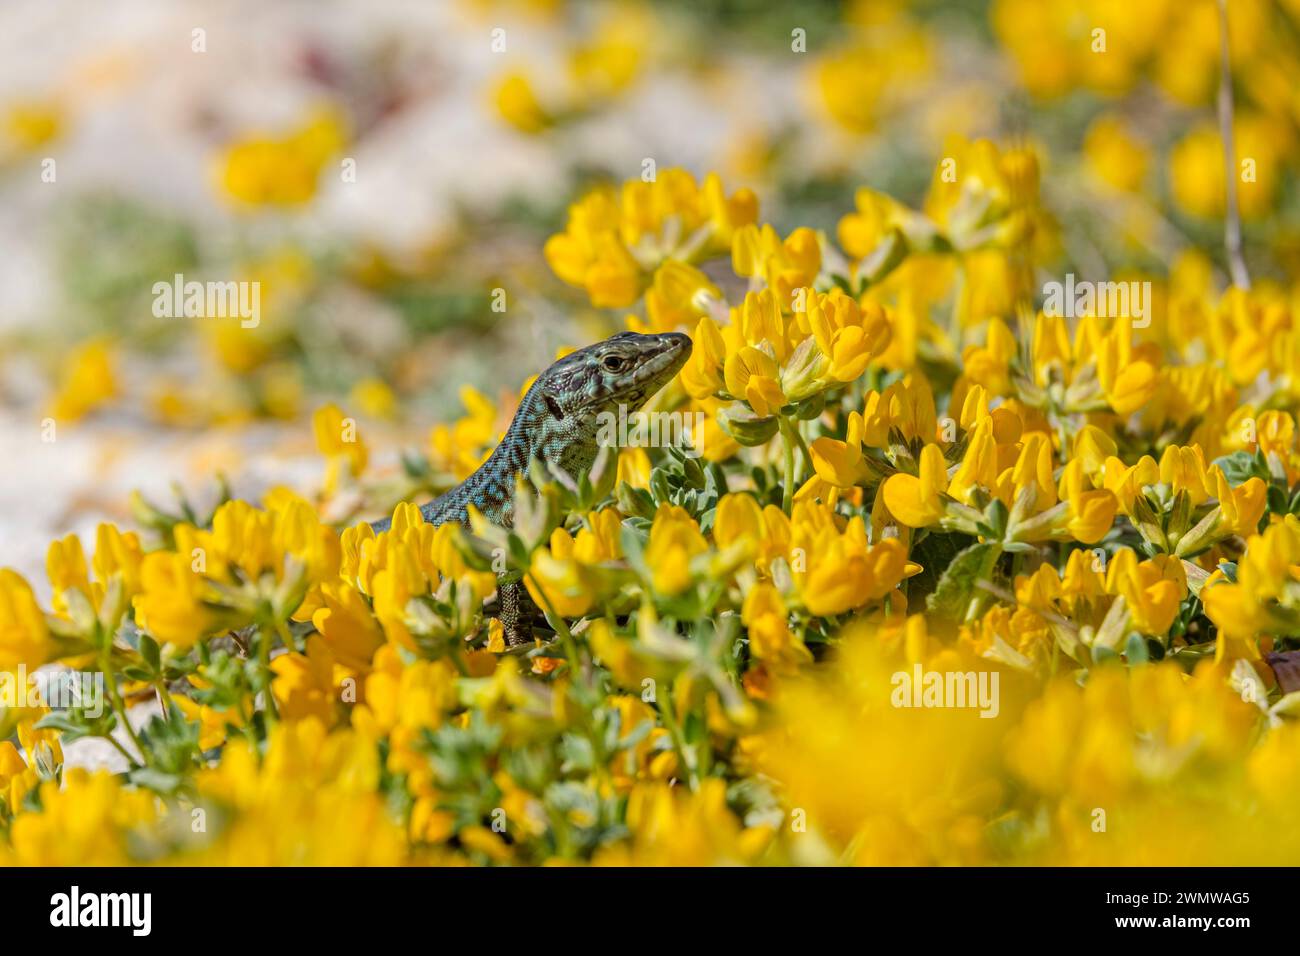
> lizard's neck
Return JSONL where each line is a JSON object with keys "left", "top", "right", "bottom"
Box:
{"left": 416, "top": 392, "right": 547, "bottom": 529}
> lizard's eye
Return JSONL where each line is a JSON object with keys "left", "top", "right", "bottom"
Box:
{"left": 602, "top": 355, "right": 626, "bottom": 372}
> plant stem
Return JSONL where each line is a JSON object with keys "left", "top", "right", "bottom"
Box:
{"left": 778, "top": 417, "right": 798, "bottom": 514}
{"left": 786, "top": 416, "right": 814, "bottom": 476}
{"left": 257, "top": 623, "right": 280, "bottom": 726}
{"left": 964, "top": 544, "right": 1004, "bottom": 623}
{"left": 154, "top": 680, "right": 174, "bottom": 719}
{"left": 1216, "top": 0, "right": 1251, "bottom": 290}
{"left": 101, "top": 650, "right": 149, "bottom": 767}
{"left": 102, "top": 731, "right": 142, "bottom": 770}
{"left": 658, "top": 682, "right": 699, "bottom": 791}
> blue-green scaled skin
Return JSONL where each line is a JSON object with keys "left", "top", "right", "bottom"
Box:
{"left": 372, "top": 330, "right": 692, "bottom": 646}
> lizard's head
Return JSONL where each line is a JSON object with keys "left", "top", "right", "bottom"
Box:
{"left": 528, "top": 330, "right": 692, "bottom": 463}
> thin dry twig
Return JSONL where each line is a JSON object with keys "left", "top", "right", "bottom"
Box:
{"left": 1217, "top": 0, "right": 1252, "bottom": 290}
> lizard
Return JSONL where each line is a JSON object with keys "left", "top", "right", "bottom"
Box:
{"left": 371, "top": 329, "right": 693, "bottom": 647}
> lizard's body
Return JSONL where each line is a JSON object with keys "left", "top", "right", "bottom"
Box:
{"left": 372, "top": 330, "right": 691, "bottom": 646}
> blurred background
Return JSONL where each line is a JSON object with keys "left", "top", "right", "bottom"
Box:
{"left": 2, "top": 0, "right": 1297, "bottom": 591}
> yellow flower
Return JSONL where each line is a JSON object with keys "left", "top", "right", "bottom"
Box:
{"left": 815, "top": 21, "right": 931, "bottom": 135}
{"left": 837, "top": 187, "right": 914, "bottom": 259}
{"left": 644, "top": 261, "right": 720, "bottom": 332}
{"left": 644, "top": 505, "right": 708, "bottom": 597}
{"left": 1101, "top": 454, "right": 1160, "bottom": 517}
{"left": 185, "top": 720, "right": 405, "bottom": 865}
{"left": 1214, "top": 471, "right": 1266, "bottom": 538}
{"left": 353, "top": 648, "right": 458, "bottom": 795}
{"left": 1073, "top": 425, "right": 1117, "bottom": 480}
{"left": 3, "top": 99, "right": 63, "bottom": 151}
{"left": 1006, "top": 661, "right": 1258, "bottom": 816}
{"left": 313, "top": 403, "right": 368, "bottom": 494}
{"left": 757, "top": 622, "right": 1002, "bottom": 864}
{"left": 46, "top": 523, "right": 143, "bottom": 634}
{"left": 545, "top": 170, "right": 757, "bottom": 308}
{"left": 723, "top": 345, "right": 785, "bottom": 419}
{"left": 369, "top": 542, "right": 433, "bottom": 654}
{"left": 1106, "top": 550, "right": 1184, "bottom": 636}
{"left": 616, "top": 446, "right": 653, "bottom": 490}
{"left": 4, "top": 770, "right": 158, "bottom": 866}
{"left": 526, "top": 510, "right": 625, "bottom": 618}
{"left": 866, "top": 374, "right": 939, "bottom": 446}
{"left": 1203, "top": 516, "right": 1300, "bottom": 641}
{"left": 48, "top": 339, "right": 116, "bottom": 422}
{"left": 492, "top": 72, "right": 551, "bottom": 135}
{"left": 680, "top": 315, "right": 728, "bottom": 400}
{"left": 1158, "top": 444, "right": 1213, "bottom": 506}
{"left": 803, "top": 289, "right": 892, "bottom": 384}
{"left": 132, "top": 550, "right": 222, "bottom": 650}
{"left": 219, "top": 107, "right": 347, "bottom": 207}
{"left": 349, "top": 378, "right": 398, "bottom": 420}
{"left": 732, "top": 224, "right": 821, "bottom": 310}
{"left": 133, "top": 498, "right": 339, "bottom": 648}
{"left": 1170, "top": 117, "right": 1283, "bottom": 221}
{"left": 595, "top": 779, "right": 768, "bottom": 866}
{"left": 271, "top": 637, "right": 347, "bottom": 726}
{"left": 174, "top": 678, "right": 248, "bottom": 751}
{"left": 946, "top": 417, "right": 999, "bottom": 505}
{"left": 790, "top": 501, "right": 910, "bottom": 616}
{"left": 1083, "top": 114, "right": 1149, "bottom": 193}
{"left": 1093, "top": 320, "right": 1159, "bottom": 416}
{"left": 0, "top": 739, "right": 37, "bottom": 816}
{"left": 882, "top": 443, "right": 948, "bottom": 528}
{"left": 0, "top": 570, "right": 53, "bottom": 671}
{"left": 712, "top": 493, "right": 765, "bottom": 557}
{"left": 924, "top": 135, "right": 1039, "bottom": 252}
{"left": 568, "top": 11, "right": 645, "bottom": 99}
{"left": 1057, "top": 460, "right": 1118, "bottom": 545}
{"left": 742, "top": 582, "right": 810, "bottom": 670}
{"left": 810, "top": 412, "right": 873, "bottom": 489}
{"left": 312, "top": 582, "right": 385, "bottom": 674}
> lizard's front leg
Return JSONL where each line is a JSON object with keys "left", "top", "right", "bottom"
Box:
{"left": 498, "top": 579, "right": 536, "bottom": 647}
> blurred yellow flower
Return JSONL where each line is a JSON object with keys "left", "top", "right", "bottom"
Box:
{"left": 219, "top": 107, "right": 347, "bottom": 207}
{"left": 1083, "top": 114, "right": 1149, "bottom": 193}
{"left": 48, "top": 339, "right": 117, "bottom": 422}
{"left": 0, "top": 570, "right": 53, "bottom": 672}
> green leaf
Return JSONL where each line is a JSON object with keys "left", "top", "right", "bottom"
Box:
{"left": 792, "top": 392, "right": 825, "bottom": 421}
{"left": 1123, "top": 632, "right": 1149, "bottom": 664}
{"left": 907, "top": 532, "right": 974, "bottom": 608}
{"left": 615, "top": 482, "right": 656, "bottom": 520}
{"left": 1212, "top": 451, "right": 1265, "bottom": 487}
{"left": 1092, "top": 645, "right": 1122, "bottom": 666}
{"left": 139, "top": 634, "right": 161, "bottom": 672}
{"left": 925, "top": 542, "right": 997, "bottom": 622}
{"left": 719, "top": 404, "right": 779, "bottom": 446}
{"left": 127, "top": 767, "right": 184, "bottom": 794}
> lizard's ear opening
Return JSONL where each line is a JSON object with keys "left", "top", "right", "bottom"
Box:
{"left": 543, "top": 393, "right": 564, "bottom": 419}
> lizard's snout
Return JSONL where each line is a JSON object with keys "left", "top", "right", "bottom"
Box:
{"left": 659, "top": 331, "right": 692, "bottom": 358}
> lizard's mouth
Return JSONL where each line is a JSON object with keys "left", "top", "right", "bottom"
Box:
{"left": 638, "top": 331, "right": 692, "bottom": 383}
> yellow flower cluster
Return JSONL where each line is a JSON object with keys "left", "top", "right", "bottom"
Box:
{"left": 5, "top": 153, "right": 1300, "bottom": 867}
{"left": 544, "top": 169, "right": 757, "bottom": 307}
{"left": 990, "top": 0, "right": 1299, "bottom": 222}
